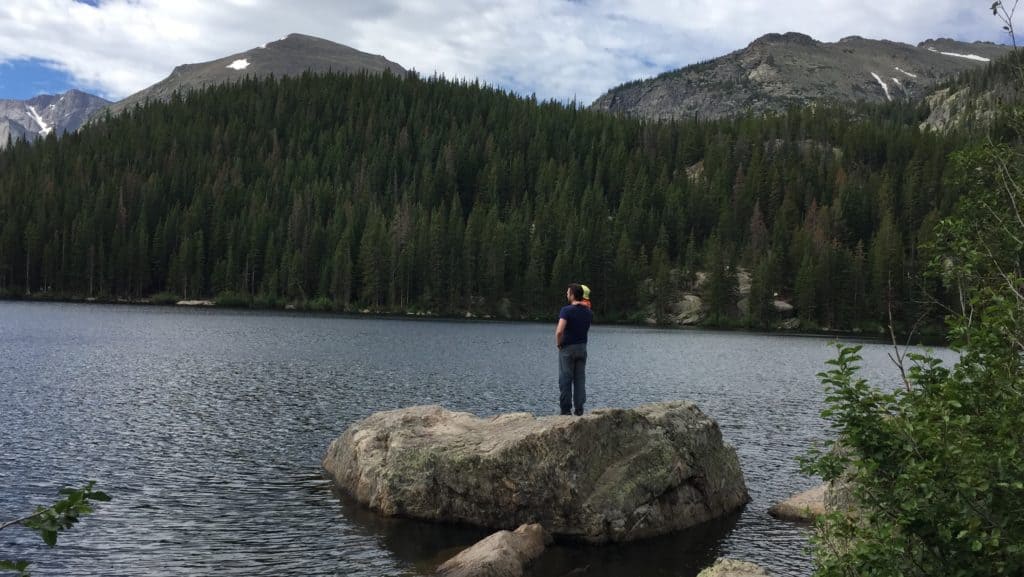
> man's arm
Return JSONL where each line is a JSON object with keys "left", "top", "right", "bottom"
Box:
{"left": 555, "top": 318, "right": 567, "bottom": 348}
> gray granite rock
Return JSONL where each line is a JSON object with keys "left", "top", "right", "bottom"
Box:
{"left": 323, "top": 401, "right": 749, "bottom": 543}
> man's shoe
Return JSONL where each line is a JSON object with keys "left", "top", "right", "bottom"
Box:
{"left": 574, "top": 408, "right": 584, "bottom": 416}
{"left": 560, "top": 410, "right": 572, "bottom": 416}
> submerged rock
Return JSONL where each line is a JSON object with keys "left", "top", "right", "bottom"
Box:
{"left": 769, "top": 479, "right": 857, "bottom": 523}
{"left": 435, "top": 523, "right": 548, "bottom": 577}
{"left": 323, "top": 401, "right": 749, "bottom": 543}
{"left": 768, "top": 484, "right": 827, "bottom": 522}
{"left": 697, "top": 558, "right": 771, "bottom": 577}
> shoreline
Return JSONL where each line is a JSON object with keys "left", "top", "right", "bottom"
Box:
{"left": 0, "top": 294, "right": 948, "bottom": 346}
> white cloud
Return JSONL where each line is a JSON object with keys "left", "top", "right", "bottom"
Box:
{"left": 0, "top": 0, "right": 1011, "bottom": 103}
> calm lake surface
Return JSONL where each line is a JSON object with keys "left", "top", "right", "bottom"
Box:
{"left": 0, "top": 302, "right": 958, "bottom": 576}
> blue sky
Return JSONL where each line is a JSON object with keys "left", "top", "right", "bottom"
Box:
{"left": 0, "top": 59, "right": 91, "bottom": 101}
{"left": 0, "top": 0, "right": 1013, "bottom": 104}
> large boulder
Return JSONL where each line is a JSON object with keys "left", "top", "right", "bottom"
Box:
{"left": 435, "top": 523, "right": 548, "bottom": 577}
{"left": 323, "top": 401, "right": 749, "bottom": 543}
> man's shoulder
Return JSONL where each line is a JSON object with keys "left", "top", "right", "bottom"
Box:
{"left": 579, "top": 306, "right": 594, "bottom": 322}
{"left": 560, "top": 304, "right": 593, "bottom": 319}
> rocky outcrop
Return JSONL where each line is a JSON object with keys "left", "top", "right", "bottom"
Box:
{"left": 778, "top": 318, "right": 800, "bottom": 330}
{"left": 323, "top": 402, "right": 749, "bottom": 543}
{"left": 697, "top": 558, "right": 771, "bottom": 577}
{"left": 667, "top": 294, "right": 705, "bottom": 325}
{"left": 920, "top": 85, "right": 1009, "bottom": 132}
{"left": 593, "top": 32, "right": 1010, "bottom": 120}
{"left": 768, "top": 484, "right": 827, "bottom": 522}
{"left": 656, "top": 267, "right": 796, "bottom": 326}
{"left": 435, "top": 523, "right": 548, "bottom": 577}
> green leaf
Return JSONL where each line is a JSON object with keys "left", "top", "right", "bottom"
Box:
{"left": 41, "top": 529, "right": 57, "bottom": 548}
{"left": 0, "top": 559, "right": 30, "bottom": 571}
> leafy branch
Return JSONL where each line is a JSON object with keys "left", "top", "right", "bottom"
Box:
{"left": 992, "top": 0, "right": 1019, "bottom": 49}
{"left": 0, "top": 481, "right": 110, "bottom": 577}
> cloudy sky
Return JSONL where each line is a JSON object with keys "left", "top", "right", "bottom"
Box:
{"left": 0, "top": 0, "right": 1012, "bottom": 103}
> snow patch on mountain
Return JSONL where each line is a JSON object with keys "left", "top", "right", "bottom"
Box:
{"left": 26, "top": 105, "right": 52, "bottom": 136}
{"left": 895, "top": 67, "right": 918, "bottom": 78}
{"left": 926, "top": 47, "right": 990, "bottom": 62}
{"left": 871, "top": 72, "right": 892, "bottom": 101}
{"left": 892, "top": 77, "right": 909, "bottom": 96}
{"left": 226, "top": 59, "right": 250, "bottom": 70}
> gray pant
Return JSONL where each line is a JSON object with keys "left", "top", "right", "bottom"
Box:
{"left": 558, "top": 343, "right": 587, "bottom": 414}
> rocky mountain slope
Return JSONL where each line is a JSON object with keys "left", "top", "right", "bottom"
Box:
{"left": 593, "top": 33, "right": 1012, "bottom": 120}
{"left": 920, "top": 48, "right": 1023, "bottom": 131}
{"left": 103, "top": 33, "right": 407, "bottom": 117}
{"left": 0, "top": 89, "right": 110, "bottom": 146}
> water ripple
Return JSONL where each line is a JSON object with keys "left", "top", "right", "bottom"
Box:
{"left": 0, "top": 302, "right": 957, "bottom": 576}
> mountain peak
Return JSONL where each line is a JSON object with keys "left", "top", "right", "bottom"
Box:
{"left": 749, "top": 32, "right": 818, "bottom": 48}
{"left": 0, "top": 90, "right": 110, "bottom": 147}
{"left": 593, "top": 32, "right": 1013, "bottom": 120}
{"left": 103, "top": 35, "right": 406, "bottom": 117}
{"left": 272, "top": 33, "right": 327, "bottom": 44}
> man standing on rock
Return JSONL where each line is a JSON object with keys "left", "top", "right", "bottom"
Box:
{"left": 556, "top": 283, "right": 593, "bottom": 416}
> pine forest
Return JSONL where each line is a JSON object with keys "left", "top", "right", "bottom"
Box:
{"left": 0, "top": 67, "right": 1016, "bottom": 331}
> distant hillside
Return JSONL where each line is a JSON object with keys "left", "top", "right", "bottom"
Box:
{"left": 0, "top": 90, "right": 110, "bottom": 147}
{"left": 592, "top": 33, "right": 1011, "bottom": 120}
{"left": 101, "top": 33, "right": 406, "bottom": 117}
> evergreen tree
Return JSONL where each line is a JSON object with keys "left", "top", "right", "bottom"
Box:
{"left": 703, "top": 233, "right": 736, "bottom": 324}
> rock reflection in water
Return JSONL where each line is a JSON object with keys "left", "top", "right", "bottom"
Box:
{"left": 333, "top": 488, "right": 492, "bottom": 574}
{"left": 335, "top": 483, "right": 740, "bottom": 577}
{"left": 529, "top": 511, "right": 740, "bottom": 577}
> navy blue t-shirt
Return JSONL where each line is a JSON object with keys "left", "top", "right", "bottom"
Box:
{"left": 559, "top": 304, "right": 593, "bottom": 346}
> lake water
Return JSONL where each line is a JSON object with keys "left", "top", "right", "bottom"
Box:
{"left": 0, "top": 302, "right": 958, "bottom": 576}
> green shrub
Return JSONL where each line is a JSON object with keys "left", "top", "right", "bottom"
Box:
{"left": 214, "top": 290, "right": 250, "bottom": 308}
{"left": 149, "top": 292, "right": 181, "bottom": 305}
{"left": 305, "top": 296, "right": 333, "bottom": 312}
{"left": 802, "top": 103, "right": 1024, "bottom": 577}
{"left": 250, "top": 294, "right": 278, "bottom": 309}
